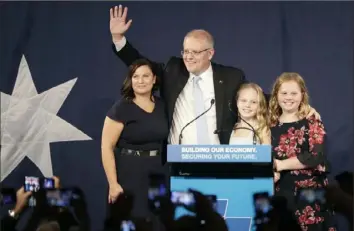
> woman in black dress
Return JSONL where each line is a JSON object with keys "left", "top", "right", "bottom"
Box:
{"left": 269, "top": 72, "right": 336, "bottom": 231}
{"left": 101, "top": 59, "right": 169, "bottom": 219}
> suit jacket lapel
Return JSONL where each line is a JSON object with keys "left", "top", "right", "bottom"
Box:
{"left": 170, "top": 64, "right": 189, "bottom": 121}
{"left": 177, "top": 64, "right": 190, "bottom": 93}
{"left": 212, "top": 63, "right": 225, "bottom": 130}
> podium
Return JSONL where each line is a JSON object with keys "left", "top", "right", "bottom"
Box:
{"left": 167, "top": 145, "right": 274, "bottom": 231}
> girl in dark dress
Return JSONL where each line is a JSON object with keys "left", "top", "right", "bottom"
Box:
{"left": 269, "top": 72, "right": 336, "bottom": 231}
{"left": 101, "top": 59, "right": 169, "bottom": 220}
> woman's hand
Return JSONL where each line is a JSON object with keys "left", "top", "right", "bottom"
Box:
{"left": 273, "top": 159, "right": 282, "bottom": 172}
{"left": 108, "top": 183, "right": 124, "bottom": 204}
{"left": 306, "top": 106, "right": 321, "bottom": 120}
{"left": 274, "top": 172, "right": 281, "bottom": 183}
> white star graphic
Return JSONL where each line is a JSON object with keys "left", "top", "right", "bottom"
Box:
{"left": 1, "top": 55, "right": 92, "bottom": 181}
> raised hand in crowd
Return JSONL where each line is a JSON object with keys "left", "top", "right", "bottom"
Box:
{"left": 13, "top": 187, "right": 33, "bottom": 218}
{"left": 186, "top": 189, "right": 227, "bottom": 231}
{"left": 157, "top": 196, "right": 176, "bottom": 231}
{"left": 1, "top": 176, "right": 61, "bottom": 231}
{"left": 1, "top": 186, "right": 32, "bottom": 230}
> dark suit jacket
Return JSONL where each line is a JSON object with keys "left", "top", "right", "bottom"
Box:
{"left": 113, "top": 41, "right": 245, "bottom": 145}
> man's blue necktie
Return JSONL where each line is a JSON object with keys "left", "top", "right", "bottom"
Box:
{"left": 193, "top": 76, "right": 210, "bottom": 144}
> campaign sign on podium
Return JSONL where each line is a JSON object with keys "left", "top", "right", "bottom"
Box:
{"left": 167, "top": 144, "right": 271, "bottom": 163}
{"left": 168, "top": 145, "right": 273, "bottom": 231}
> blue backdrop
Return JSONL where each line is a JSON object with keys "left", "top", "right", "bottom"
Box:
{"left": 0, "top": 2, "right": 353, "bottom": 231}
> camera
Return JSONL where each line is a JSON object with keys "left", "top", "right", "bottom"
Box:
{"left": 120, "top": 220, "right": 136, "bottom": 231}
{"left": 148, "top": 173, "right": 167, "bottom": 211}
{"left": 253, "top": 192, "right": 272, "bottom": 225}
{"left": 24, "top": 176, "right": 55, "bottom": 192}
{"left": 46, "top": 189, "right": 81, "bottom": 207}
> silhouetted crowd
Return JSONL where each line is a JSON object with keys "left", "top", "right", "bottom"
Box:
{"left": 1, "top": 172, "right": 353, "bottom": 231}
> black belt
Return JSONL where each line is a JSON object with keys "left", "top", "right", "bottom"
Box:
{"left": 120, "top": 148, "right": 159, "bottom": 157}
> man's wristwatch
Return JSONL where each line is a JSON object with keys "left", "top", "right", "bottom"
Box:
{"left": 8, "top": 209, "right": 19, "bottom": 219}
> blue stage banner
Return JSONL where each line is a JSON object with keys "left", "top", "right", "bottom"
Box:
{"left": 171, "top": 177, "right": 274, "bottom": 231}
{"left": 167, "top": 145, "right": 271, "bottom": 163}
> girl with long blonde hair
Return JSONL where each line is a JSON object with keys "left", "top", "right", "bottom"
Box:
{"left": 229, "top": 83, "right": 270, "bottom": 145}
{"left": 269, "top": 72, "right": 336, "bottom": 231}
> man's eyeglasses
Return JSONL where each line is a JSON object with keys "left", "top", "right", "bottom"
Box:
{"left": 181, "top": 48, "right": 211, "bottom": 56}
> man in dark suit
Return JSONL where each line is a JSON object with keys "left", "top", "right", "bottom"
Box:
{"left": 110, "top": 5, "right": 245, "bottom": 147}
{"left": 108, "top": 5, "right": 320, "bottom": 169}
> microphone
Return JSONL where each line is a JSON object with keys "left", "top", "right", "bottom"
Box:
{"left": 178, "top": 99, "right": 215, "bottom": 144}
{"left": 227, "top": 100, "right": 259, "bottom": 145}
{"left": 214, "top": 128, "right": 231, "bottom": 134}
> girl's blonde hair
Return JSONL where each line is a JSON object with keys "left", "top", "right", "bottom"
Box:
{"left": 235, "top": 83, "right": 269, "bottom": 144}
{"left": 268, "top": 72, "right": 310, "bottom": 126}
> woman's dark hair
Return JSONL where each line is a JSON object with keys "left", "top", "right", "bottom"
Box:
{"left": 120, "top": 58, "right": 159, "bottom": 100}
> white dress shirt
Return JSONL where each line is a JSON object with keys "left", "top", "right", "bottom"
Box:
{"left": 229, "top": 130, "right": 256, "bottom": 145}
{"left": 113, "top": 37, "right": 220, "bottom": 145}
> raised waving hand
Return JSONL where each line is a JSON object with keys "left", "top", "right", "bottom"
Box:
{"left": 110, "top": 5, "right": 132, "bottom": 42}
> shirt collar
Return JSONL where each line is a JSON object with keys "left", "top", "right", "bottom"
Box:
{"left": 189, "top": 63, "right": 213, "bottom": 81}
